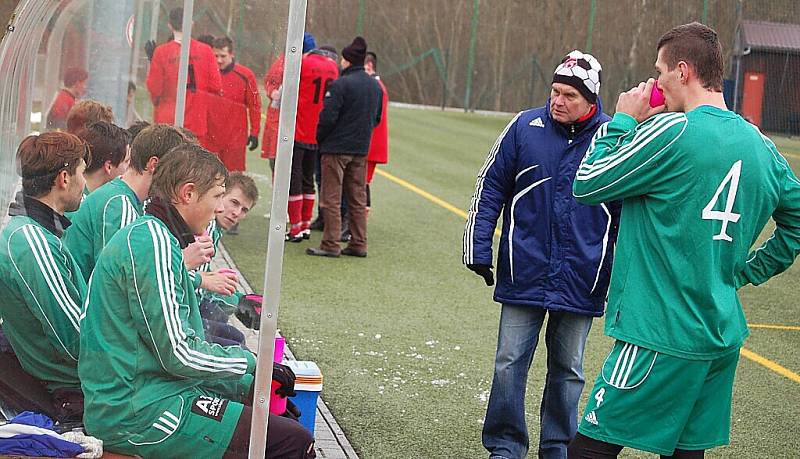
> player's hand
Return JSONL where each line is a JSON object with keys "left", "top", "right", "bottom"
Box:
{"left": 615, "top": 78, "right": 665, "bottom": 123}
{"left": 247, "top": 135, "right": 259, "bottom": 151}
{"left": 144, "top": 40, "right": 156, "bottom": 62}
{"left": 183, "top": 235, "right": 214, "bottom": 269}
{"left": 467, "top": 264, "right": 494, "bottom": 286}
{"left": 199, "top": 271, "right": 238, "bottom": 296}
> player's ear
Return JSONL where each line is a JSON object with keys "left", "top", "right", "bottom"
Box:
{"left": 177, "top": 182, "right": 196, "bottom": 204}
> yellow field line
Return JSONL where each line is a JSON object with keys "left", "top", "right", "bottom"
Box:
{"left": 748, "top": 323, "right": 800, "bottom": 331}
{"left": 375, "top": 168, "right": 501, "bottom": 238}
{"left": 740, "top": 348, "right": 800, "bottom": 384}
{"left": 377, "top": 167, "right": 800, "bottom": 384}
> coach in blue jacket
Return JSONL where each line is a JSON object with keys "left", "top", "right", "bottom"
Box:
{"left": 463, "top": 51, "right": 621, "bottom": 459}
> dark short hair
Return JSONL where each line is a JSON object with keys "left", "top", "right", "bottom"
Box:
{"left": 17, "top": 132, "right": 91, "bottom": 197}
{"left": 657, "top": 22, "right": 723, "bottom": 92}
{"left": 149, "top": 144, "right": 227, "bottom": 203}
{"left": 128, "top": 81, "right": 136, "bottom": 93}
{"left": 212, "top": 36, "right": 234, "bottom": 53}
{"left": 365, "top": 51, "right": 377, "bottom": 71}
{"left": 130, "top": 124, "right": 185, "bottom": 173}
{"left": 168, "top": 8, "right": 183, "bottom": 31}
{"left": 226, "top": 172, "right": 258, "bottom": 204}
{"left": 177, "top": 127, "right": 199, "bottom": 144}
{"left": 63, "top": 67, "right": 88, "bottom": 88}
{"left": 66, "top": 100, "right": 114, "bottom": 137}
{"left": 198, "top": 34, "right": 215, "bottom": 47}
{"left": 81, "top": 122, "right": 131, "bottom": 173}
{"left": 127, "top": 120, "right": 151, "bottom": 140}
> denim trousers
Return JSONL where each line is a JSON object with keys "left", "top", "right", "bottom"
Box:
{"left": 483, "top": 304, "right": 593, "bottom": 459}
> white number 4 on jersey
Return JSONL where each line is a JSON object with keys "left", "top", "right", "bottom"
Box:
{"left": 702, "top": 160, "right": 742, "bottom": 242}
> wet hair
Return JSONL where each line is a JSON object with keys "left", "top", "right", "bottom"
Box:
{"left": 63, "top": 67, "right": 88, "bottom": 88}
{"left": 212, "top": 36, "right": 234, "bottom": 53}
{"left": 66, "top": 100, "right": 114, "bottom": 137}
{"left": 149, "top": 143, "right": 227, "bottom": 203}
{"left": 657, "top": 22, "right": 723, "bottom": 92}
{"left": 127, "top": 120, "right": 151, "bottom": 140}
{"left": 130, "top": 124, "right": 185, "bottom": 173}
{"left": 226, "top": 172, "right": 258, "bottom": 205}
{"left": 81, "top": 121, "right": 131, "bottom": 173}
{"left": 17, "top": 132, "right": 90, "bottom": 197}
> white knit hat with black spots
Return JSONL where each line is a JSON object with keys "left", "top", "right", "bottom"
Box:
{"left": 552, "top": 50, "right": 602, "bottom": 104}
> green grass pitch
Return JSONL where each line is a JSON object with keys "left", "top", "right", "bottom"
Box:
{"left": 224, "top": 106, "right": 800, "bottom": 458}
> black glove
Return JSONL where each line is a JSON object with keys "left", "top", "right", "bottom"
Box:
{"left": 467, "top": 264, "right": 494, "bottom": 286}
{"left": 282, "top": 399, "right": 301, "bottom": 420}
{"left": 235, "top": 294, "right": 262, "bottom": 330}
{"left": 272, "top": 362, "right": 296, "bottom": 398}
{"left": 247, "top": 135, "right": 259, "bottom": 151}
{"left": 144, "top": 40, "right": 156, "bottom": 61}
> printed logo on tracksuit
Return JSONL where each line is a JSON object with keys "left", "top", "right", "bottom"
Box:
{"left": 191, "top": 395, "right": 230, "bottom": 422}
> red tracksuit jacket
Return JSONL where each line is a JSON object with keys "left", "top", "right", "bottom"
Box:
{"left": 206, "top": 62, "right": 261, "bottom": 171}
{"left": 367, "top": 76, "right": 389, "bottom": 164}
{"left": 296, "top": 53, "right": 339, "bottom": 146}
{"left": 146, "top": 39, "right": 222, "bottom": 138}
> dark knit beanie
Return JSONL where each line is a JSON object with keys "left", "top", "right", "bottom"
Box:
{"left": 552, "top": 50, "right": 602, "bottom": 104}
{"left": 342, "top": 36, "right": 367, "bottom": 66}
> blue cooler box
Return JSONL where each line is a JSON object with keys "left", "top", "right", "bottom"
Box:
{"left": 286, "top": 361, "right": 323, "bottom": 435}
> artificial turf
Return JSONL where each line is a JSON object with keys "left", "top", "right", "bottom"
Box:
{"left": 224, "top": 106, "right": 800, "bottom": 458}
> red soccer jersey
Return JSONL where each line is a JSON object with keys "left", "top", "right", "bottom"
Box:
{"left": 146, "top": 39, "right": 222, "bottom": 138}
{"left": 206, "top": 62, "right": 261, "bottom": 153}
{"left": 367, "top": 77, "right": 389, "bottom": 164}
{"left": 295, "top": 53, "right": 339, "bottom": 145}
{"left": 46, "top": 89, "right": 76, "bottom": 131}
{"left": 261, "top": 55, "right": 284, "bottom": 159}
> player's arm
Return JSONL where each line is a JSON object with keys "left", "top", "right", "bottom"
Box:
{"left": 736, "top": 160, "right": 800, "bottom": 287}
{"left": 245, "top": 69, "right": 262, "bottom": 136}
{"left": 101, "top": 195, "right": 139, "bottom": 248}
{"left": 128, "top": 222, "right": 255, "bottom": 379}
{"left": 316, "top": 80, "right": 343, "bottom": 144}
{"left": 205, "top": 46, "right": 223, "bottom": 95}
{"left": 462, "top": 113, "right": 521, "bottom": 267}
{"left": 9, "top": 227, "right": 84, "bottom": 361}
{"left": 573, "top": 112, "right": 688, "bottom": 204}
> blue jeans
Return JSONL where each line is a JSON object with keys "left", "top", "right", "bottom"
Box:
{"left": 483, "top": 305, "right": 593, "bottom": 459}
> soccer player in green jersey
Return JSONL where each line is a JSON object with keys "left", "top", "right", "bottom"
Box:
{"left": 79, "top": 144, "right": 313, "bottom": 458}
{"left": 0, "top": 132, "right": 89, "bottom": 394}
{"left": 567, "top": 23, "right": 800, "bottom": 458}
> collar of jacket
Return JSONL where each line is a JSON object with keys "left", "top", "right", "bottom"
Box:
{"left": 341, "top": 65, "right": 365, "bottom": 76}
{"left": 61, "top": 88, "right": 76, "bottom": 100}
{"left": 7, "top": 191, "right": 71, "bottom": 237}
{"left": 144, "top": 196, "right": 196, "bottom": 249}
{"left": 220, "top": 60, "right": 236, "bottom": 75}
{"left": 545, "top": 96, "right": 605, "bottom": 141}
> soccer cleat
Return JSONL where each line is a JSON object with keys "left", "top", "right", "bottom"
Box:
{"left": 301, "top": 229, "right": 311, "bottom": 239}
{"left": 285, "top": 232, "right": 304, "bottom": 243}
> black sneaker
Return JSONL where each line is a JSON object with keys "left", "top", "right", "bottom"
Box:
{"left": 285, "top": 232, "right": 304, "bottom": 243}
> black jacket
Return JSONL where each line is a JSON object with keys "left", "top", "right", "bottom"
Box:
{"left": 317, "top": 65, "right": 383, "bottom": 155}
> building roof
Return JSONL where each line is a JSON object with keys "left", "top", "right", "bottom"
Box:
{"left": 741, "top": 20, "right": 800, "bottom": 53}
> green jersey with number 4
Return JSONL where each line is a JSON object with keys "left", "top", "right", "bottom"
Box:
{"left": 574, "top": 107, "right": 800, "bottom": 359}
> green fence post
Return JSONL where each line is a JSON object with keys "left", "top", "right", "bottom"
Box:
{"left": 464, "top": 0, "right": 479, "bottom": 112}
{"left": 702, "top": 0, "right": 709, "bottom": 24}
{"left": 356, "top": 0, "right": 365, "bottom": 35}
{"left": 441, "top": 49, "right": 448, "bottom": 110}
{"left": 586, "top": 0, "right": 596, "bottom": 53}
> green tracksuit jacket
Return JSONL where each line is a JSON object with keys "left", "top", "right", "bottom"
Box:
{"left": 0, "top": 198, "right": 86, "bottom": 390}
{"left": 63, "top": 177, "right": 142, "bottom": 281}
{"left": 574, "top": 108, "right": 800, "bottom": 359}
{"left": 79, "top": 215, "right": 256, "bottom": 448}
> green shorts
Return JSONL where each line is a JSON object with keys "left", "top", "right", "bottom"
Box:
{"left": 578, "top": 340, "right": 739, "bottom": 455}
{"left": 107, "top": 391, "right": 244, "bottom": 459}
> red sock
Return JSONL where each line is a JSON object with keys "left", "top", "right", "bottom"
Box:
{"left": 288, "top": 195, "right": 303, "bottom": 235}
{"left": 302, "top": 194, "right": 315, "bottom": 229}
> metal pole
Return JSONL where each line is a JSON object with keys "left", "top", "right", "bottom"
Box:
{"left": 149, "top": 0, "right": 160, "bottom": 41}
{"left": 248, "top": 0, "right": 307, "bottom": 457}
{"left": 130, "top": 0, "right": 146, "bottom": 85}
{"left": 464, "top": 0, "right": 479, "bottom": 112}
{"left": 586, "top": 0, "right": 596, "bottom": 53}
{"left": 174, "top": 0, "right": 194, "bottom": 128}
{"left": 441, "top": 49, "right": 448, "bottom": 110}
